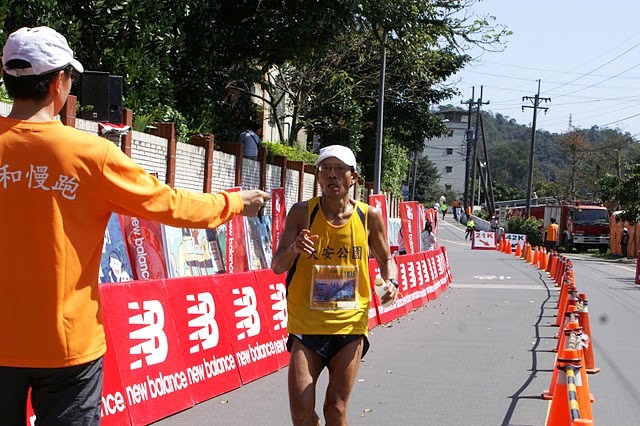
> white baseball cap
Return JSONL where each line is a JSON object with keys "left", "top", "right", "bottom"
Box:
{"left": 315, "top": 145, "right": 357, "bottom": 168}
{"left": 2, "top": 26, "right": 84, "bottom": 77}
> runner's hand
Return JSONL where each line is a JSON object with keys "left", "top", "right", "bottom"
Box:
{"left": 238, "top": 190, "right": 271, "bottom": 216}
{"left": 381, "top": 280, "right": 400, "bottom": 305}
{"left": 292, "top": 229, "right": 319, "bottom": 255}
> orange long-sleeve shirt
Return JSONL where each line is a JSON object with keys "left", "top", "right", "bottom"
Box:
{"left": 0, "top": 118, "right": 243, "bottom": 368}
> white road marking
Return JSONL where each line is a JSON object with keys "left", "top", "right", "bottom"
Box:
{"left": 473, "top": 275, "right": 511, "bottom": 280}
{"left": 607, "top": 264, "right": 636, "bottom": 272}
{"left": 451, "top": 284, "right": 547, "bottom": 290}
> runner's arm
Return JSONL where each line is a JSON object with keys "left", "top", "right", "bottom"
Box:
{"left": 368, "top": 207, "right": 398, "bottom": 282}
{"left": 271, "top": 202, "right": 314, "bottom": 274}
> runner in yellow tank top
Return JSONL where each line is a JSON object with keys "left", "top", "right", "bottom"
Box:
{"left": 272, "top": 145, "right": 399, "bottom": 426}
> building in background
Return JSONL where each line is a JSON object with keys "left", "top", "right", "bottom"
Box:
{"left": 421, "top": 110, "right": 468, "bottom": 195}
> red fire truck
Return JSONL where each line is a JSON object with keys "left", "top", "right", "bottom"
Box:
{"left": 505, "top": 201, "right": 610, "bottom": 253}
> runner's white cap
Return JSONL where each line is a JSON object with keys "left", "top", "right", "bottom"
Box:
{"left": 2, "top": 27, "right": 84, "bottom": 77}
{"left": 315, "top": 145, "right": 357, "bottom": 168}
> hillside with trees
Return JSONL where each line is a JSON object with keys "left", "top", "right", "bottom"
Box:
{"left": 435, "top": 105, "right": 640, "bottom": 206}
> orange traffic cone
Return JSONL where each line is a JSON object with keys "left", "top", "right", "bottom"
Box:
{"left": 576, "top": 294, "right": 600, "bottom": 374}
{"left": 530, "top": 246, "right": 537, "bottom": 265}
{"left": 514, "top": 242, "right": 522, "bottom": 257}
{"left": 546, "top": 252, "right": 555, "bottom": 275}
{"left": 544, "top": 348, "right": 594, "bottom": 425}
{"left": 506, "top": 240, "right": 513, "bottom": 254}
{"left": 539, "top": 248, "right": 548, "bottom": 270}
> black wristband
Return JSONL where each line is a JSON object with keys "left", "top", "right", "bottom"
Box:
{"left": 388, "top": 278, "right": 399, "bottom": 288}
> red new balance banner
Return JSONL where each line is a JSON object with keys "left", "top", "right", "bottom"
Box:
{"left": 271, "top": 188, "right": 287, "bottom": 254}
{"left": 253, "top": 269, "right": 291, "bottom": 368}
{"left": 164, "top": 276, "right": 243, "bottom": 404}
{"left": 99, "top": 325, "right": 133, "bottom": 425}
{"left": 399, "top": 201, "right": 420, "bottom": 254}
{"left": 366, "top": 258, "right": 382, "bottom": 330}
{"left": 41, "top": 245, "right": 453, "bottom": 426}
{"left": 225, "top": 187, "right": 249, "bottom": 273}
{"left": 211, "top": 271, "right": 282, "bottom": 384}
{"left": 119, "top": 215, "right": 168, "bottom": 281}
{"left": 99, "top": 281, "right": 194, "bottom": 426}
{"left": 368, "top": 194, "right": 388, "bottom": 235}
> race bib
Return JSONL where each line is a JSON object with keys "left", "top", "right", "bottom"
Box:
{"left": 310, "top": 265, "right": 359, "bottom": 310}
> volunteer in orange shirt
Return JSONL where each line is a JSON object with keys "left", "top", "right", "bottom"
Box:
{"left": 0, "top": 26, "right": 270, "bottom": 425}
{"left": 545, "top": 217, "right": 560, "bottom": 251}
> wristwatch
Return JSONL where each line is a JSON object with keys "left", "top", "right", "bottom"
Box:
{"left": 388, "top": 278, "right": 399, "bottom": 288}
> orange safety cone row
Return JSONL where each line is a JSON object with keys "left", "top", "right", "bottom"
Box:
{"left": 555, "top": 270, "right": 575, "bottom": 311}
{"left": 544, "top": 318, "right": 581, "bottom": 399}
{"left": 552, "top": 306, "right": 582, "bottom": 353}
{"left": 576, "top": 294, "right": 600, "bottom": 374}
{"left": 544, "top": 348, "right": 594, "bottom": 425}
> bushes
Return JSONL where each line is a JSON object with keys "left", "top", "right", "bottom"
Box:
{"left": 506, "top": 216, "right": 543, "bottom": 247}
{"left": 264, "top": 142, "right": 318, "bottom": 165}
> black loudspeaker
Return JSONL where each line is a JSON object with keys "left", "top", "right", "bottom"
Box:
{"left": 108, "top": 75, "right": 123, "bottom": 124}
{"left": 78, "top": 71, "right": 123, "bottom": 124}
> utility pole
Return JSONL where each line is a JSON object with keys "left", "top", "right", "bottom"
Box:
{"left": 461, "top": 87, "right": 475, "bottom": 214}
{"left": 522, "top": 80, "right": 550, "bottom": 217}
{"left": 469, "top": 86, "right": 490, "bottom": 211}
{"left": 373, "top": 31, "right": 387, "bottom": 194}
{"left": 479, "top": 113, "right": 496, "bottom": 214}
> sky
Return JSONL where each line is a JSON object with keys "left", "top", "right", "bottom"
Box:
{"left": 440, "top": 0, "right": 640, "bottom": 138}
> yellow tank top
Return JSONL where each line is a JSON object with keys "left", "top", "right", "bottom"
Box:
{"left": 286, "top": 197, "right": 370, "bottom": 335}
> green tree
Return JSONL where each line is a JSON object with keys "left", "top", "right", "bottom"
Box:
{"left": 412, "top": 156, "right": 441, "bottom": 204}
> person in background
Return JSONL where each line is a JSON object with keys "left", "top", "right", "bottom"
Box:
{"left": 271, "top": 145, "right": 399, "bottom": 426}
{"left": 452, "top": 199, "right": 459, "bottom": 221}
{"left": 420, "top": 221, "right": 436, "bottom": 251}
{"left": 621, "top": 227, "right": 629, "bottom": 258}
{"left": 490, "top": 216, "right": 498, "bottom": 233}
{"left": 440, "top": 202, "right": 448, "bottom": 219}
{"left": 544, "top": 217, "right": 559, "bottom": 252}
{"left": 397, "top": 227, "right": 407, "bottom": 255}
{"left": 465, "top": 217, "right": 475, "bottom": 240}
{"left": 0, "top": 26, "right": 270, "bottom": 426}
{"left": 238, "top": 121, "right": 264, "bottom": 160}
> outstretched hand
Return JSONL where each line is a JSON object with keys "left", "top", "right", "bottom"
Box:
{"left": 238, "top": 190, "right": 271, "bottom": 216}
{"left": 291, "top": 229, "right": 319, "bottom": 255}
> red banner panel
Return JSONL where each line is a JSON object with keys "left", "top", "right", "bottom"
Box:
{"left": 100, "top": 324, "right": 133, "bottom": 425}
{"left": 99, "top": 281, "right": 194, "bottom": 426}
{"left": 211, "top": 272, "right": 282, "bottom": 384}
{"left": 368, "top": 194, "right": 388, "bottom": 235}
{"left": 164, "top": 276, "right": 243, "bottom": 404}
{"left": 366, "top": 258, "right": 382, "bottom": 330}
{"left": 399, "top": 201, "right": 421, "bottom": 254}
{"left": 396, "top": 252, "right": 430, "bottom": 310}
{"left": 119, "top": 215, "right": 168, "bottom": 281}
{"left": 253, "top": 269, "right": 291, "bottom": 368}
{"left": 271, "top": 187, "right": 287, "bottom": 254}
{"left": 225, "top": 187, "right": 249, "bottom": 273}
